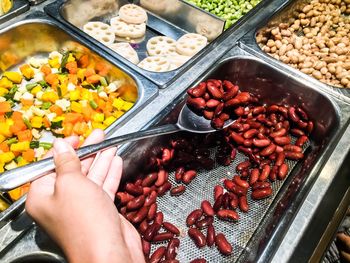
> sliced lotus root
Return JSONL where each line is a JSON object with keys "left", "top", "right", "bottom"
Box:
{"left": 176, "top": 33, "right": 208, "bottom": 56}
{"left": 83, "top": 21, "right": 115, "bottom": 45}
{"left": 166, "top": 54, "right": 191, "bottom": 68}
{"left": 146, "top": 36, "right": 177, "bottom": 56}
{"left": 119, "top": 4, "right": 148, "bottom": 24}
{"left": 108, "top": 43, "right": 139, "bottom": 64}
{"left": 138, "top": 56, "right": 170, "bottom": 72}
{"left": 110, "top": 16, "right": 146, "bottom": 39}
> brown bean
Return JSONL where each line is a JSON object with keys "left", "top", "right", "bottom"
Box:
{"left": 155, "top": 212, "right": 164, "bottom": 225}
{"left": 157, "top": 182, "right": 172, "bottom": 196}
{"left": 182, "top": 170, "right": 197, "bottom": 184}
{"left": 187, "top": 97, "right": 206, "bottom": 111}
{"left": 295, "top": 135, "right": 308, "bottom": 147}
{"left": 253, "top": 138, "right": 271, "bottom": 147}
{"left": 206, "top": 224, "right": 215, "bottom": 247}
{"left": 186, "top": 209, "right": 203, "bottom": 226}
{"left": 260, "top": 144, "right": 277, "bottom": 156}
{"left": 175, "top": 167, "right": 185, "bottom": 183}
{"left": 217, "top": 209, "right": 240, "bottom": 221}
{"left": 144, "top": 190, "right": 157, "bottom": 207}
{"left": 215, "top": 233, "right": 233, "bottom": 255}
{"left": 144, "top": 223, "right": 161, "bottom": 241}
{"left": 150, "top": 246, "right": 166, "bottom": 263}
{"left": 153, "top": 232, "right": 174, "bottom": 242}
{"left": 170, "top": 185, "right": 186, "bottom": 196}
{"left": 274, "top": 136, "right": 291, "bottom": 146}
{"left": 196, "top": 216, "right": 214, "bottom": 229}
{"left": 155, "top": 170, "right": 168, "bottom": 187}
{"left": 278, "top": 163, "right": 289, "bottom": 180}
{"left": 249, "top": 168, "right": 260, "bottom": 185}
{"left": 259, "top": 164, "right": 271, "bottom": 181}
{"left": 201, "top": 200, "right": 215, "bottom": 216}
{"left": 206, "top": 99, "right": 220, "bottom": 108}
{"left": 142, "top": 239, "right": 151, "bottom": 257}
{"left": 251, "top": 188, "right": 273, "bottom": 200}
{"left": 165, "top": 238, "right": 180, "bottom": 260}
{"left": 239, "top": 196, "right": 249, "bottom": 212}
{"left": 233, "top": 175, "right": 249, "bottom": 189}
{"left": 127, "top": 195, "right": 145, "bottom": 211}
{"left": 188, "top": 228, "right": 206, "bottom": 248}
{"left": 147, "top": 203, "right": 157, "bottom": 221}
{"left": 214, "top": 185, "right": 224, "bottom": 201}
{"left": 275, "top": 152, "right": 285, "bottom": 166}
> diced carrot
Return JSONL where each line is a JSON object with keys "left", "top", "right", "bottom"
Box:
{"left": 43, "top": 116, "right": 51, "bottom": 128}
{"left": 97, "top": 99, "right": 106, "bottom": 111}
{"left": 23, "top": 148, "right": 35, "bottom": 162}
{"left": 86, "top": 74, "right": 101, "bottom": 84}
{"left": 63, "top": 122, "right": 73, "bottom": 137}
{"left": 64, "top": 113, "right": 83, "bottom": 124}
{"left": 65, "top": 61, "right": 78, "bottom": 74}
{"left": 0, "top": 115, "right": 5, "bottom": 122}
{"left": 78, "top": 54, "right": 89, "bottom": 68}
{"left": 49, "top": 105, "right": 63, "bottom": 116}
{"left": 68, "top": 74, "right": 78, "bottom": 85}
{"left": 73, "top": 122, "right": 88, "bottom": 135}
{"left": 82, "top": 106, "right": 94, "bottom": 122}
{"left": 0, "top": 142, "right": 9, "bottom": 152}
{"left": 0, "top": 101, "right": 11, "bottom": 113}
{"left": 17, "top": 130, "right": 32, "bottom": 142}
{"left": 45, "top": 73, "right": 59, "bottom": 87}
{"left": 95, "top": 62, "right": 109, "bottom": 76}
{"left": 10, "top": 120, "right": 27, "bottom": 134}
{"left": 40, "top": 65, "right": 52, "bottom": 76}
{"left": 12, "top": 111, "right": 23, "bottom": 121}
{"left": 20, "top": 99, "right": 34, "bottom": 107}
{"left": 84, "top": 68, "right": 95, "bottom": 78}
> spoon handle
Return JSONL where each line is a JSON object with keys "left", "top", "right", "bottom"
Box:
{"left": 0, "top": 124, "right": 179, "bottom": 191}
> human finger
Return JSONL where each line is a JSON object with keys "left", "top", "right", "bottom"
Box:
{"left": 337, "top": 233, "right": 350, "bottom": 254}
{"left": 103, "top": 155, "right": 123, "bottom": 200}
{"left": 87, "top": 147, "right": 117, "bottom": 186}
{"left": 43, "top": 136, "right": 80, "bottom": 159}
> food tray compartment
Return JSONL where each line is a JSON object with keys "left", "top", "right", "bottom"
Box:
{"left": 118, "top": 54, "right": 344, "bottom": 262}
{"left": 0, "top": 13, "right": 158, "bottom": 215}
{"left": 0, "top": 0, "right": 29, "bottom": 24}
{"left": 45, "top": 0, "right": 224, "bottom": 87}
{"left": 240, "top": 0, "right": 350, "bottom": 97}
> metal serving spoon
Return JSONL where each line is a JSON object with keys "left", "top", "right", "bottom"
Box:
{"left": 0, "top": 105, "right": 235, "bottom": 191}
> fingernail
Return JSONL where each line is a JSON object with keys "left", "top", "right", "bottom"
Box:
{"left": 54, "top": 138, "right": 71, "bottom": 154}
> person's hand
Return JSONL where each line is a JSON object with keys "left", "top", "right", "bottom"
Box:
{"left": 25, "top": 130, "right": 145, "bottom": 263}
{"left": 337, "top": 232, "right": 350, "bottom": 263}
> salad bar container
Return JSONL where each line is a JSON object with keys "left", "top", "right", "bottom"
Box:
{"left": 0, "top": 0, "right": 350, "bottom": 262}
{"left": 0, "top": 0, "right": 29, "bottom": 24}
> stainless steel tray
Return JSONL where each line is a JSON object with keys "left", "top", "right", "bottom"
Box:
{"left": 0, "top": 0, "right": 29, "bottom": 24}
{"left": 239, "top": 0, "right": 350, "bottom": 100}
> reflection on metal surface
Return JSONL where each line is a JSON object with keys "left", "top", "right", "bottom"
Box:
{"left": 9, "top": 251, "right": 65, "bottom": 263}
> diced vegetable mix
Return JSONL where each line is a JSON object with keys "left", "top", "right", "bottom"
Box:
{"left": 0, "top": 50, "right": 136, "bottom": 206}
{"left": 186, "top": 0, "right": 261, "bottom": 30}
{"left": 0, "top": 0, "right": 12, "bottom": 16}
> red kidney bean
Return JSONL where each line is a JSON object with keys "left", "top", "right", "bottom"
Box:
{"left": 116, "top": 192, "right": 134, "bottom": 205}
{"left": 201, "top": 200, "right": 215, "bottom": 216}
{"left": 144, "top": 190, "right": 157, "bottom": 207}
{"left": 187, "top": 97, "right": 206, "bottom": 111}
{"left": 223, "top": 86, "right": 239, "bottom": 101}
{"left": 222, "top": 193, "right": 230, "bottom": 209}
{"left": 296, "top": 135, "right": 308, "bottom": 147}
{"left": 275, "top": 145, "right": 284, "bottom": 153}
{"left": 241, "top": 169, "right": 249, "bottom": 178}
{"left": 155, "top": 170, "right": 168, "bottom": 187}
{"left": 233, "top": 175, "right": 249, "bottom": 189}
{"left": 133, "top": 206, "right": 149, "bottom": 224}
{"left": 229, "top": 193, "right": 239, "bottom": 209}
{"left": 207, "top": 81, "right": 223, "bottom": 99}
{"left": 213, "top": 194, "right": 223, "bottom": 211}
{"left": 206, "top": 99, "right": 220, "bottom": 108}
{"left": 203, "top": 110, "right": 214, "bottom": 120}
{"left": 147, "top": 203, "right": 157, "bottom": 221}
{"left": 236, "top": 160, "right": 251, "bottom": 172}
{"left": 212, "top": 117, "right": 225, "bottom": 129}
{"left": 223, "top": 179, "right": 235, "bottom": 192}
{"left": 187, "top": 82, "right": 206, "bottom": 97}
{"left": 165, "top": 238, "right": 180, "bottom": 260}
{"left": 143, "top": 187, "right": 153, "bottom": 195}
{"left": 249, "top": 168, "right": 260, "bottom": 185}
{"left": 186, "top": 209, "right": 203, "bottom": 226}
{"left": 247, "top": 120, "right": 261, "bottom": 129}
{"left": 278, "top": 106, "right": 288, "bottom": 118}
{"left": 274, "top": 136, "right": 291, "bottom": 146}
{"left": 239, "top": 196, "right": 249, "bottom": 212}
{"left": 236, "top": 92, "right": 251, "bottom": 103}
{"left": 217, "top": 209, "right": 239, "bottom": 221}
{"left": 297, "top": 120, "right": 308, "bottom": 129}
{"left": 125, "top": 183, "right": 143, "bottom": 196}
{"left": 127, "top": 195, "right": 145, "bottom": 211}
{"left": 243, "top": 129, "right": 259, "bottom": 139}
{"left": 259, "top": 164, "right": 271, "bottom": 181}
{"left": 296, "top": 107, "right": 309, "bottom": 121}
{"left": 214, "top": 102, "right": 224, "bottom": 116}
{"left": 260, "top": 144, "right": 276, "bottom": 157}
{"left": 230, "top": 131, "right": 245, "bottom": 144}
{"left": 161, "top": 259, "right": 179, "bottom": 263}
{"left": 278, "top": 163, "right": 289, "bottom": 180}
{"left": 233, "top": 107, "right": 245, "bottom": 117}
{"left": 251, "top": 188, "right": 273, "bottom": 200}
{"left": 223, "top": 80, "right": 234, "bottom": 89}
{"left": 307, "top": 121, "right": 314, "bottom": 134}
{"left": 191, "top": 258, "right": 207, "bottom": 263}
{"left": 275, "top": 152, "right": 285, "bottom": 166}
{"left": 253, "top": 138, "right": 271, "bottom": 148}
{"left": 269, "top": 165, "right": 278, "bottom": 182}
{"left": 285, "top": 151, "right": 304, "bottom": 160}
{"left": 157, "top": 182, "right": 172, "bottom": 196}
{"left": 150, "top": 246, "right": 166, "bottom": 263}
{"left": 252, "top": 106, "right": 265, "bottom": 115}
{"left": 163, "top": 222, "right": 180, "bottom": 236}
{"left": 170, "top": 185, "right": 186, "bottom": 196}
{"left": 267, "top": 104, "right": 279, "bottom": 113}
{"left": 182, "top": 170, "right": 197, "bottom": 184}
{"left": 206, "top": 224, "right": 216, "bottom": 247}
{"left": 219, "top": 113, "right": 230, "bottom": 121}
{"left": 142, "top": 172, "right": 158, "bottom": 187}
{"left": 284, "top": 145, "right": 302, "bottom": 153}
{"left": 162, "top": 148, "right": 172, "bottom": 163}
{"left": 243, "top": 139, "right": 253, "bottom": 147}
{"left": 153, "top": 232, "right": 174, "bottom": 242}
{"left": 215, "top": 233, "right": 233, "bottom": 255}
{"left": 196, "top": 216, "right": 214, "bottom": 229}
{"left": 214, "top": 185, "right": 224, "bottom": 201}
{"left": 175, "top": 167, "right": 185, "bottom": 183}
{"left": 288, "top": 107, "right": 300, "bottom": 123}
{"left": 203, "top": 92, "right": 210, "bottom": 101}
{"left": 126, "top": 211, "right": 137, "bottom": 222}
{"left": 155, "top": 212, "right": 164, "bottom": 225}
{"left": 139, "top": 219, "right": 148, "bottom": 234}
{"left": 290, "top": 128, "right": 305, "bottom": 137}
{"left": 144, "top": 223, "right": 161, "bottom": 241}
{"left": 225, "top": 98, "right": 240, "bottom": 108}
{"left": 142, "top": 239, "right": 151, "bottom": 257}
{"left": 135, "top": 179, "right": 142, "bottom": 186}
{"left": 188, "top": 228, "right": 206, "bottom": 248}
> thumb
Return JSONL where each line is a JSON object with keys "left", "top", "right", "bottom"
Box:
{"left": 53, "top": 138, "right": 82, "bottom": 178}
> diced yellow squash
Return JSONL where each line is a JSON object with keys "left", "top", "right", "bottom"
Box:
{"left": 42, "top": 91, "right": 59, "bottom": 103}
{"left": 17, "top": 157, "right": 29, "bottom": 167}
{"left": 31, "top": 85, "right": 42, "bottom": 95}
{"left": 71, "top": 101, "right": 82, "bottom": 113}
{"left": 92, "top": 122, "right": 106, "bottom": 130}
{"left": 20, "top": 64, "right": 35, "bottom": 80}
{"left": 92, "top": 113, "right": 104, "bottom": 123}
{"left": 69, "top": 90, "right": 80, "bottom": 101}
{"left": 77, "top": 69, "right": 86, "bottom": 81}
{"left": 113, "top": 111, "right": 124, "bottom": 119}
{"left": 0, "top": 77, "right": 12, "bottom": 89}
{"left": 112, "top": 98, "right": 125, "bottom": 111}
{"left": 31, "top": 116, "right": 43, "bottom": 129}
{"left": 10, "top": 141, "right": 30, "bottom": 152}
{"left": 0, "top": 135, "right": 5, "bottom": 143}
{"left": 0, "top": 88, "right": 8, "bottom": 96}
{"left": 103, "top": 116, "right": 116, "bottom": 126}
{"left": 8, "top": 188, "right": 22, "bottom": 201}
{"left": 0, "top": 152, "right": 15, "bottom": 163}
{"left": 0, "top": 195, "right": 9, "bottom": 212}
{"left": 48, "top": 57, "right": 60, "bottom": 69}
{"left": 53, "top": 116, "right": 65, "bottom": 123}
{"left": 0, "top": 122, "right": 12, "bottom": 137}
{"left": 121, "top": 101, "right": 134, "bottom": 112}
{"left": 81, "top": 89, "right": 93, "bottom": 100}
{"left": 67, "top": 53, "right": 76, "bottom": 63}
{"left": 3, "top": 72, "right": 22, "bottom": 84}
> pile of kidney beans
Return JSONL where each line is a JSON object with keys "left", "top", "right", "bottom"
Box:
{"left": 116, "top": 79, "right": 314, "bottom": 263}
